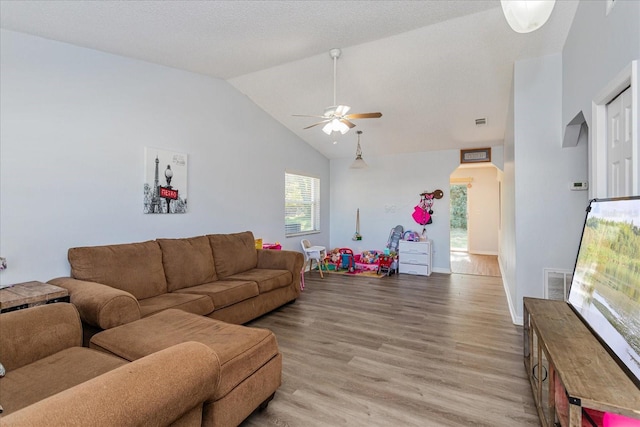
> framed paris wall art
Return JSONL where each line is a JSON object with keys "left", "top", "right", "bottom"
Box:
{"left": 143, "top": 147, "right": 187, "bottom": 214}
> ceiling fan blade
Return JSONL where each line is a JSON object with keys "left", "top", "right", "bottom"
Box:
{"left": 335, "top": 105, "right": 351, "bottom": 116}
{"left": 303, "top": 120, "right": 330, "bottom": 130}
{"left": 344, "top": 112, "right": 382, "bottom": 119}
{"left": 340, "top": 119, "right": 356, "bottom": 128}
{"left": 292, "top": 114, "right": 329, "bottom": 118}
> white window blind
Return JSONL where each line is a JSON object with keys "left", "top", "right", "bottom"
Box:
{"left": 285, "top": 172, "right": 320, "bottom": 236}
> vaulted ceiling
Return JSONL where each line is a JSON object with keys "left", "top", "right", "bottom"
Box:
{"left": 0, "top": 0, "right": 579, "bottom": 159}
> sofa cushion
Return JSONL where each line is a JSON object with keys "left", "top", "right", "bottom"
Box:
{"left": 68, "top": 241, "right": 167, "bottom": 300}
{"left": 90, "top": 309, "right": 279, "bottom": 400}
{"left": 0, "top": 303, "right": 82, "bottom": 372}
{"left": 208, "top": 231, "right": 257, "bottom": 278}
{"left": 157, "top": 236, "right": 217, "bottom": 291}
{"left": 227, "top": 269, "right": 292, "bottom": 293}
{"left": 1, "top": 342, "right": 218, "bottom": 427}
{"left": 174, "top": 280, "right": 259, "bottom": 310}
{"left": 0, "top": 347, "right": 126, "bottom": 415}
{"left": 137, "top": 293, "right": 214, "bottom": 318}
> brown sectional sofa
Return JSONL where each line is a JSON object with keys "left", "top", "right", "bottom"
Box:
{"left": 40, "top": 231, "right": 303, "bottom": 426}
{"left": 0, "top": 303, "right": 218, "bottom": 426}
{"left": 49, "top": 231, "right": 304, "bottom": 339}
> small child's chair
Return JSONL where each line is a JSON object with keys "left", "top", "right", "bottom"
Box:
{"left": 301, "top": 239, "right": 327, "bottom": 279}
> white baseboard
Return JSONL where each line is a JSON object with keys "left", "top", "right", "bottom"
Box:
{"left": 498, "top": 257, "right": 523, "bottom": 325}
{"left": 432, "top": 267, "right": 451, "bottom": 274}
{"left": 469, "top": 250, "right": 499, "bottom": 256}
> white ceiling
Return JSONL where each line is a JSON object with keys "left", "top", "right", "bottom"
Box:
{"left": 0, "top": 0, "right": 579, "bottom": 159}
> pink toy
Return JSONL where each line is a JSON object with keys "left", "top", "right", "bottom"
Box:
{"left": 604, "top": 413, "right": 640, "bottom": 427}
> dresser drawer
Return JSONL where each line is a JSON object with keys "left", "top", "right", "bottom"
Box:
{"left": 398, "top": 241, "right": 430, "bottom": 255}
{"left": 399, "top": 263, "right": 431, "bottom": 276}
{"left": 399, "top": 254, "right": 430, "bottom": 265}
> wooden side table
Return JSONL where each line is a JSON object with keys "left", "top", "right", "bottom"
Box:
{"left": 0, "top": 281, "right": 70, "bottom": 313}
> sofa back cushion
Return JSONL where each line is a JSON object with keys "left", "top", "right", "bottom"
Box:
{"left": 68, "top": 241, "right": 167, "bottom": 300}
{"left": 157, "top": 236, "right": 217, "bottom": 291}
{"left": 208, "top": 231, "right": 257, "bottom": 278}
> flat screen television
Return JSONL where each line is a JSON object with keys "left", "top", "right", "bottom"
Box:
{"left": 568, "top": 196, "right": 640, "bottom": 389}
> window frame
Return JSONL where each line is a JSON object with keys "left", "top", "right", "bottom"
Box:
{"left": 284, "top": 171, "right": 321, "bottom": 237}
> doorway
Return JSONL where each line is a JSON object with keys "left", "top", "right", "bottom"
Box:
{"left": 449, "top": 165, "right": 501, "bottom": 277}
{"left": 449, "top": 184, "right": 468, "bottom": 252}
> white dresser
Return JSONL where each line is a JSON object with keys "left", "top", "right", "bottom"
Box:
{"left": 398, "top": 240, "right": 432, "bottom": 276}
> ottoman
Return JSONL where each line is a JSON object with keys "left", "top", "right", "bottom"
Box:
{"left": 90, "top": 309, "right": 282, "bottom": 427}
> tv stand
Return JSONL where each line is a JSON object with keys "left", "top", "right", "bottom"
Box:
{"left": 523, "top": 297, "right": 640, "bottom": 427}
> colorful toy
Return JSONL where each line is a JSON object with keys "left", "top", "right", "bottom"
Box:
{"left": 403, "top": 231, "right": 421, "bottom": 242}
{"left": 377, "top": 254, "right": 396, "bottom": 276}
{"left": 386, "top": 225, "right": 404, "bottom": 254}
{"left": 339, "top": 248, "right": 355, "bottom": 271}
{"left": 329, "top": 248, "right": 341, "bottom": 264}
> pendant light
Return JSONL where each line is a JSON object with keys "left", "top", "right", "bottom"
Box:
{"left": 501, "top": 0, "right": 556, "bottom": 34}
{"left": 350, "top": 130, "right": 368, "bottom": 169}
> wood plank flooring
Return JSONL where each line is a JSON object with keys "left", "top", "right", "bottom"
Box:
{"left": 450, "top": 252, "right": 501, "bottom": 277}
{"left": 242, "top": 273, "right": 539, "bottom": 427}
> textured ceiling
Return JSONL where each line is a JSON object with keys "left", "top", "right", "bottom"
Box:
{"left": 0, "top": 0, "right": 579, "bottom": 159}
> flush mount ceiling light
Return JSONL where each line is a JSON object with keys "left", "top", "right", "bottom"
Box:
{"left": 350, "top": 130, "right": 368, "bottom": 169}
{"left": 501, "top": 0, "right": 556, "bottom": 33}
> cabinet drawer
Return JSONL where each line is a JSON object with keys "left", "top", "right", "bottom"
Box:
{"left": 399, "top": 263, "right": 431, "bottom": 276}
{"left": 398, "top": 241, "right": 430, "bottom": 255}
{"left": 399, "top": 254, "right": 430, "bottom": 265}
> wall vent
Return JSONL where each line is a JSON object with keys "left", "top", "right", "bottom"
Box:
{"left": 543, "top": 268, "right": 573, "bottom": 301}
{"left": 475, "top": 118, "right": 487, "bottom": 126}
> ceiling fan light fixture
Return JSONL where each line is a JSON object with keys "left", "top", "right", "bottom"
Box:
{"left": 323, "top": 118, "right": 350, "bottom": 135}
{"left": 501, "top": 0, "right": 556, "bottom": 33}
{"left": 350, "top": 130, "right": 368, "bottom": 169}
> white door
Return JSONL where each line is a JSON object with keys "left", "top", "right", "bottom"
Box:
{"left": 607, "top": 86, "right": 633, "bottom": 197}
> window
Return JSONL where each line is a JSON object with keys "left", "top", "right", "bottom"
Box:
{"left": 285, "top": 172, "right": 320, "bottom": 236}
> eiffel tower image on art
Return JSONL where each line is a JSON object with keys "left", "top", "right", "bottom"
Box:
{"left": 149, "top": 155, "right": 161, "bottom": 213}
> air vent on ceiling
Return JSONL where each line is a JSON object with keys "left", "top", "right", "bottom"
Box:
{"left": 475, "top": 118, "right": 487, "bottom": 126}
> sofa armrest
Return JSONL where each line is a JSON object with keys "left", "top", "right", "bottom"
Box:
{"left": 0, "top": 303, "right": 82, "bottom": 371}
{"left": 48, "top": 277, "right": 141, "bottom": 330}
{"left": 1, "top": 341, "right": 221, "bottom": 427}
{"left": 256, "top": 249, "right": 304, "bottom": 294}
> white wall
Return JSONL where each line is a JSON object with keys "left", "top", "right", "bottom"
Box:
{"left": 450, "top": 166, "right": 500, "bottom": 255}
{"left": 0, "top": 30, "right": 331, "bottom": 286}
{"left": 512, "top": 53, "right": 588, "bottom": 322}
{"left": 562, "top": 0, "right": 640, "bottom": 197}
{"left": 329, "top": 147, "right": 503, "bottom": 273}
{"left": 501, "top": 77, "right": 517, "bottom": 318}
{"left": 500, "top": 0, "right": 640, "bottom": 324}
{"left": 562, "top": 0, "right": 640, "bottom": 132}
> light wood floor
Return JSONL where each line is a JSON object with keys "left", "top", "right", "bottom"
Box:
{"left": 450, "top": 252, "right": 501, "bottom": 277}
{"left": 242, "top": 272, "right": 539, "bottom": 427}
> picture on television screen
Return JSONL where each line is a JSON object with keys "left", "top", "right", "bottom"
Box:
{"left": 568, "top": 197, "right": 640, "bottom": 387}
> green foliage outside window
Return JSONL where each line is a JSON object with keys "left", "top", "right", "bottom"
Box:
{"left": 450, "top": 185, "right": 467, "bottom": 230}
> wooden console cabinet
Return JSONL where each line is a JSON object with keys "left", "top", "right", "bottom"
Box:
{"left": 523, "top": 297, "right": 640, "bottom": 427}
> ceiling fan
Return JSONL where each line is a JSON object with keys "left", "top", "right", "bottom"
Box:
{"left": 293, "top": 48, "right": 382, "bottom": 135}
